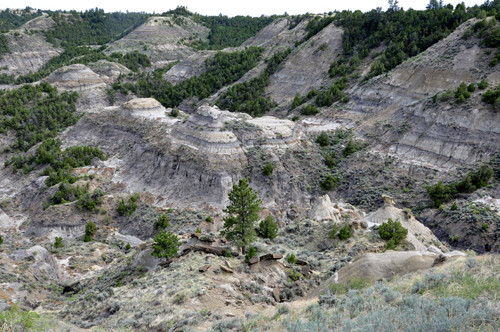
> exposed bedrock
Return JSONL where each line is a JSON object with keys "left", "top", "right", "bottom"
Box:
{"left": 62, "top": 102, "right": 316, "bottom": 209}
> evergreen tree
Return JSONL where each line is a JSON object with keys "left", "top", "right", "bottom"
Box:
{"left": 125, "top": 243, "right": 131, "bottom": 250}
{"left": 259, "top": 215, "right": 279, "bottom": 239}
{"left": 84, "top": 222, "right": 97, "bottom": 242}
{"left": 0, "top": 235, "right": 3, "bottom": 245}
{"left": 154, "top": 214, "right": 170, "bottom": 229}
{"left": 152, "top": 231, "right": 181, "bottom": 259}
{"left": 338, "top": 225, "right": 352, "bottom": 240}
{"left": 379, "top": 219, "right": 408, "bottom": 246}
{"left": 245, "top": 245, "right": 257, "bottom": 262}
{"left": 221, "top": 178, "right": 262, "bottom": 251}
{"left": 54, "top": 237, "right": 64, "bottom": 248}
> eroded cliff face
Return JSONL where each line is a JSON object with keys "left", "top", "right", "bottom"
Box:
{"left": 106, "top": 16, "right": 209, "bottom": 66}
{"left": 0, "top": 26, "right": 62, "bottom": 76}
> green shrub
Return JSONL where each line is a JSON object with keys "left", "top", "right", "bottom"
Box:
{"left": 125, "top": 243, "right": 131, "bottom": 250}
{"left": 289, "top": 269, "right": 301, "bottom": 281}
{"left": 450, "top": 234, "right": 460, "bottom": 242}
{"left": 343, "top": 139, "right": 364, "bottom": 157}
{"left": 467, "top": 83, "right": 476, "bottom": 92}
{"left": 482, "top": 223, "right": 488, "bottom": 230}
{"left": 154, "top": 214, "right": 170, "bottom": 229}
{"left": 205, "top": 216, "right": 213, "bottom": 222}
{"left": 451, "top": 202, "right": 458, "bottom": 211}
{"left": 54, "top": 237, "right": 64, "bottom": 248}
{"left": 379, "top": 218, "right": 408, "bottom": 247}
{"left": 116, "top": 196, "right": 138, "bottom": 216}
{"left": 301, "top": 104, "right": 320, "bottom": 115}
{"left": 152, "top": 231, "right": 181, "bottom": 258}
{"left": 263, "top": 162, "right": 274, "bottom": 176}
{"left": 259, "top": 215, "right": 279, "bottom": 239}
{"left": 328, "top": 223, "right": 339, "bottom": 239}
{"left": 170, "top": 108, "right": 179, "bottom": 117}
{"left": 196, "top": 227, "right": 202, "bottom": 233}
{"left": 245, "top": 245, "right": 257, "bottom": 262}
{"left": 321, "top": 175, "right": 338, "bottom": 191}
{"left": 291, "top": 115, "right": 300, "bottom": 122}
{"left": 316, "top": 132, "right": 330, "bottom": 146}
{"left": 84, "top": 222, "right": 97, "bottom": 242}
{"left": 478, "top": 79, "right": 489, "bottom": 90}
{"left": 325, "top": 153, "right": 337, "bottom": 168}
{"left": 0, "top": 234, "right": 3, "bottom": 245}
{"left": 287, "top": 253, "right": 297, "bottom": 264}
{"left": 338, "top": 224, "right": 352, "bottom": 240}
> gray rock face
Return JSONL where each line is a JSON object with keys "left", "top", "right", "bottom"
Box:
{"left": 131, "top": 248, "right": 161, "bottom": 272}
{"left": 9, "top": 245, "right": 63, "bottom": 280}
{"left": 0, "top": 27, "right": 62, "bottom": 76}
{"left": 44, "top": 64, "right": 106, "bottom": 91}
{"left": 87, "top": 60, "right": 131, "bottom": 82}
{"left": 107, "top": 16, "right": 209, "bottom": 65}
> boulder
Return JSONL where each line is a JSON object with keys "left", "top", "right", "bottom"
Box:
{"left": 220, "top": 265, "right": 234, "bottom": 273}
{"left": 199, "top": 264, "right": 211, "bottom": 272}
{"left": 260, "top": 254, "right": 283, "bottom": 261}
{"left": 248, "top": 256, "right": 260, "bottom": 265}
{"left": 182, "top": 244, "right": 228, "bottom": 256}
{"left": 273, "top": 287, "right": 280, "bottom": 303}
{"left": 295, "top": 259, "right": 308, "bottom": 266}
{"left": 301, "top": 265, "right": 311, "bottom": 276}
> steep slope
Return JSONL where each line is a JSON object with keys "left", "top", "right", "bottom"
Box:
{"left": 107, "top": 16, "right": 209, "bottom": 66}
{"left": 0, "top": 25, "right": 62, "bottom": 76}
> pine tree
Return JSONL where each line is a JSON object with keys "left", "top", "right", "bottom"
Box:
{"left": 54, "top": 237, "right": 64, "bottom": 248}
{"left": 221, "top": 178, "right": 262, "bottom": 252}
{"left": 125, "top": 242, "right": 131, "bottom": 250}
{"left": 259, "top": 215, "right": 279, "bottom": 239}
{"left": 84, "top": 222, "right": 97, "bottom": 242}
{"left": 152, "top": 231, "right": 181, "bottom": 259}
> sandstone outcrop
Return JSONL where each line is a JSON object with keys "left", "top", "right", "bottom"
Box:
{"left": 87, "top": 60, "right": 131, "bottom": 82}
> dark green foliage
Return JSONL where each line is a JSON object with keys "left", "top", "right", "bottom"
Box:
{"left": 334, "top": 5, "right": 472, "bottom": 81}
{"left": 125, "top": 243, "right": 131, "bottom": 250}
{"left": 0, "top": 8, "right": 43, "bottom": 32}
{"left": 328, "top": 223, "right": 339, "bottom": 239}
{"left": 44, "top": 9, "right": 147, "bottom": 48}
{"left": 54, "top": 237, "right": 64, "bottom": 248}
{"left": 0, "top": 83, "right": 79, "bottom": 152}
{"left": 316, "top": 132, "right": 330, "bottom": 146}
{"left": 116, "top": 197, "right": 138, "bottom": 216}
{"left": 291, "top": 89, "right": 319, "bottom": 109}
{"left": 321, "top": 175, "right": 338, "bottom": 191}
{"left": 338, "top": 224, "right": 352, "bottom": 240}
{"left": 129, "top": 47, "right": 263, "bottom": 109}
{"left": 0, "top": 235, "right": 2, "bottom": 245}
{"left": 287, "top": 253, "right": 297, "bottom": 264}
{"left": 325, "top": 153, "right": 337, "bottom": 169}
{"left": 216, "top": 48, "right": 291, "bottom": 116}
{"left": 467, "top": 83, "right": 476, "bottom": 92}
{"left": 329, "top": 55, "right": 361, "bottom": 77}
{"left": 0, "top": 35, "right": 9, "bottom": 59}
{"left": 301, "top": 105, "right": 320, "bottom": 115}
{"left": 1, "top": 47, "right": 152, "bottom": 85}
{"left": 379, "top": 218, "right": 408, "bottom": 248}
{"left": 427, "top": 166, "right": 493, "bottom": 207}
{"left": 482, "top": 84, "right": 500, "bottom": 108}
{"left": 196, "top": 227, "right": 202, "bottom": 233}
{"left": 151, "top": 231, "right": 181, "bottom": 259}
{"left": 432, "top": 93, "right": 439, "bottom": 103}
{"left": 206, "top": 216, "right": 213, "bottom": 223}
{"left": 454, "top": 82, "right": 471, "bottom": 103}
{"left": 191, "top": 15, "right": 275, "bottom": 50}
{"left": 154, "top": 214, "right": 170, "bottom": 229}
{"left": 76, "top": 188, "right": 105, "bottom": 212}
{"left": 302, "top": 15, "right": 335, "bottom": 42}
{"left": 316, "top": 77, "right": 348, "bottom": 107}
{"left": 291, "top": 115, "right": 300, "bottom": 122}
{"left": 259, "top": 215, "right": 279, "bottom": 239}
{"left": 221, "top": 178, "right": 262, "bottom": 249}
{"left": 106, "top": 89, "right": 116, "bottom": 105}
{"left": 245, "top": 245, "right": 257, "bottom": 262}
{"left": 170, "top": 108, "right": 179, "bottom": 117}
{"left": 451, "top": 202, "right": 458, "bottom": 211}
{"left": 84, "top": 222, "right": 97, "bottom": 242}
{"left": 6, "top": 138, "right": 106, "bottom": 188}
{"left": 263, "top": 162, "right": 274, "bottom": 176}
{"left": 343, "top": 139, "right": 365, "bottom": 157}
{"left": 482, "top": 223, "right": 489, "bottom": 230}
{"left": 478, "top": 79, "right": 489, "bottom": 90}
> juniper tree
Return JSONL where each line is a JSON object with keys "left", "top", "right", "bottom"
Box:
{"left": 221, "top": 178, "right": 262, "bottom": 252}
{"left": 152, "top": 231, "right": 181, "bottom": 259}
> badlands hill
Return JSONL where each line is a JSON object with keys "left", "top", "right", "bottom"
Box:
{"left": 1, "top": 3, "right": 500, "bottom": 331}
